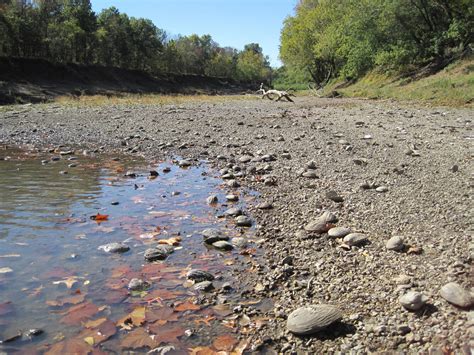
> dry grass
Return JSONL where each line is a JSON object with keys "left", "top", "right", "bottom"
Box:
{"left": 331, "top": 58, "right": 474, "bottom": 107}
{"left": 54, "top": 93, "right": 257, "bottom": 107}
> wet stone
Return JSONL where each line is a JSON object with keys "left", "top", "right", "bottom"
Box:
{"left": 235, "top": 215, "right": 252, "bottom": 227}
{"left": 144, "top": 245, "right": 174, "bottom": 261}
{"left": 202, "top": 229, "right": 229, "bottom": 244}
{"left": 178, "top": 159, "right": 191, "bottom": 167}
{"left": 186, "top": 269, "right": 214, "bottom": 282}
{"left": 232, "top": 237, "right": 247, "bottom": 248}
{"left": 98, "top": 242, "right": 130, "bottom": 253}
{"left": 194, "top": 281, "right": 214, "bottom": 292}
{"left": 225, "top": 194, "right": 239, "bottom": 202}
{"left": 224, "top": 207, "right": 243, "bottom": 217}
{"left": 207, "top": 195, "right": 218, "bottom": 204}
{"left": 128, "top": 278, "right": 150, "bottom": 291}
{"left": 212, "top": 240, "right": 234, "bottom": 250}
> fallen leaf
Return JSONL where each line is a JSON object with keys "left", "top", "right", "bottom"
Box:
{"left": 84, "top": 336, "right": 95, "bottom": 346}
{"left": 232, "top": 339, "right": 250, "bottom": 355}
{"left": 60, "top": 302, "right": 99, "bottom": 325}
{"left": 83, "top": 318, "right": 107, "bottom": 329}
{"left": 175, "top": 301, "right": 200, "bottom": 312}
{"left": 120, "top": 328, "right": 156, "bottom": 349}
{"left": 189, "top": 346, "right": 218, "bottom": 355}
{"left": 79, "top": 319, "right": 116, "bottom": 346}
{"left": 147, "top": 324, "right": 184, "bottom": 345}
{"left": 193, "top": 315, "right": 215, "bottom": 326}
{"left": 53, "top": 276, "right": 81, "bottom": 289}
{"left": 213, "top": 334, "right": 238, "bottom": 351}
{"left": 158, "top": 237, "right": 181, "bottom": 246}
{"left": 45, "top": 338, "right": 92, "bottom": 355}
{"left": 90, "top": 213, "right": 109, "bottom": 221}
{"left": 117, "top": 306, "right": 146, "bottom": 330}
{"left": 47, "top": 293, "right": 85, "bottom": 307}
{"left": 212, "top": 304, "right": 232, "bottom": 317}
{"left": 146, "top": 305, "right": 179, "bottom": 324}
{"left": 103, "top": 289, "right": 128, "bottom": 304}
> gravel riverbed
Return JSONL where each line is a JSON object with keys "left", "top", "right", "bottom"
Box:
{"left": 1, "top": 97, "right": 472, "bottom": 353}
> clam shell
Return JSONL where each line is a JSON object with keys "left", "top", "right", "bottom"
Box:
{"left": 343, "top": 233, "right": 368, "bottom": 246}
{"left": 287, "top": 304, "right": 342, "bottom": 335}
{"left": 212, "top": 240, "right": 234, "bottom": 250}
{"left": 328, "top": 227, "right": 351, "bottom": 238}
{"left": 235, "top": 215, "right": 252, "bottom": 227}
{"left": 440, "top": 282, "right": 474, "bottom": 308}
{"left": 304, "top": 211, "right": 338, "bottom": 234}
{"left": 193, "top": 281, "right": 214, "bottom": 292}
{"left": 186, "top": 269, "right": 214, "bottom": 282}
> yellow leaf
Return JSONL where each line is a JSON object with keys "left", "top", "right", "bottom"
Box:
{"left": 84, "top": 336, "right": 95, "bottom": 346}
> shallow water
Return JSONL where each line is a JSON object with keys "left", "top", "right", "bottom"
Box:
{"left": 0, "top": 147, "right": 265, "bottom": 353}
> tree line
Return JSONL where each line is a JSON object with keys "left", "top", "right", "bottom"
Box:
{"left": 0, "top": 0, "right": 272, "bottom": 82}
{"left": 279, "top": 0, "right": 473, "bottom": 86}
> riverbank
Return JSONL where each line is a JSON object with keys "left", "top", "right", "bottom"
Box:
{"left": 1, "top": 96, "right": 472, "bottom": 353}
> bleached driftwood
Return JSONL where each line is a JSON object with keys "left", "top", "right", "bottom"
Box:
{"left": 257, "top": 83, "right": 294, "bottom": 102}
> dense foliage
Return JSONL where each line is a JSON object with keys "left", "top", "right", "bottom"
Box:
{"left": 0, "top": 0, "right": 272, "bottom": 82}
{"left": 280, "top": 0, "right": 473, "bottom": 85}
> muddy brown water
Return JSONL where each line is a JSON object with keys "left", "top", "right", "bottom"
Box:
{"left": 0, "top": 148, "right": 268, "bottom": 354}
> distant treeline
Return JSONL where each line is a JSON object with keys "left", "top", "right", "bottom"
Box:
{"left": 278, "top": 0, "right": 473, "bottom": 87}
{"left": 0, "top": 0, "right": 272, "bottom": 82}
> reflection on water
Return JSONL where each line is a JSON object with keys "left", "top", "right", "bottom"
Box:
{"left": 0, "top": 148, "right": 264, "bottom": 354}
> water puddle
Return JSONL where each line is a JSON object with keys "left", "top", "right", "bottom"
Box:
{"left": 0, "top": 147, "right": 268, "bottom": 354}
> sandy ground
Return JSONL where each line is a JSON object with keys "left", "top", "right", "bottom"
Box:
{"left": 1, "top": 96, "right": 472, "bottom": 353}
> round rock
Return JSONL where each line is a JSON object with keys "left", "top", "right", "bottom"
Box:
{"left": 201, "top": 229, "right": 229, "bottom": 244}
{"left": 144, "top": 245, "right": 174, "bottom": 262}
{"left": 440, "top": 282, "right": 474, "bottom": 308}
{"left": 186, "top": 269, "right": 214, "bottom": 282}
{"left": 98, "top": 242, "right": 130, "bottom": 253}
{"left": 235, "top": 215, "right": 252, "bottom": 227}
{"left": 399, "top": 291, "right": 428, "bottom": 311}
{"left": 343, "top": 233, "right": 368, "bottom": 247}
{"left": 287, "top": 304, "right": 343, "bottom": 335}
{"left": 328, "top": 227, "right": 351, "bottom": 238}
{"left": 212, "top": 240, "right": 234, "bottom": 250}
{"left": 224, "top": 207, "right": 242, "bottom": 217}
{"left": 386, "top": 236, "right": 404, "bottom": 251}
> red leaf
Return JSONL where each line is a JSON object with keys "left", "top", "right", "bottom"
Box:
{"left": 175, "top": 301, "right": 200, "bottom": 312}
{"left": 120, "top": 328, "right": 156, "bottom": 350}
{"left": 213, "top": 334, "right": 238, "bottom": 351}
{"left": 60, "top": 302, "right": 99, "bottom": 325}
{"left": 90, "top": 214, "right": 109, "bottom": 222}
{"left": 45, "top": 339, "right": 92, "bottom": 355}
{"left": 147, "top": 324, "right": 184, "bottom": 345}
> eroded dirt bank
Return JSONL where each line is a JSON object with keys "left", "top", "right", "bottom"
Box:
{"left": 1, "top": 97, "right": 472, "bottom": 353}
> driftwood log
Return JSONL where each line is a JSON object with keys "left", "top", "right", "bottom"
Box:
{"left": 257, "top": 83, "right": 294, "bottom": 102}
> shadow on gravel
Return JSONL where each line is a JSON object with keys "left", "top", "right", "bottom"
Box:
{"left": 300, "top": 321, "right": 357, "bottom": 341}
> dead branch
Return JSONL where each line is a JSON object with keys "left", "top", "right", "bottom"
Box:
{"left": 258, "top": 83, "right": 294, "bottom": 103}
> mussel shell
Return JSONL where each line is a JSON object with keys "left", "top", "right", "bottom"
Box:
{"left": 287, "top": 304, "right": 342, "bottom": 335}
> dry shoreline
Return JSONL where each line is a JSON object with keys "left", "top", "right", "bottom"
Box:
{"left": 1, "top": 97, "right": 472, "bottom": 353}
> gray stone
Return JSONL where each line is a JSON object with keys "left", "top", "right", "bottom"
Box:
{"left": 224, "top": 207, "right": 242, "bottom": 217}
{"left": 328, "top": 227, "right": 351, "bottom": 238}
{"left": 399, "top": 291, "right": 428, "bottom": 311}
{"left": 128, "top": 278, "right": 150, "bottom": 291}
{"left": 235, "top": 215, "right": 252, "bottom": 227}
{"left": 343, "top": 233, "right": 368, "bottom": 247}
{"left": 386, "top": 236, "right": 404, "bottom": 251}
{"left": 202, "top": 229, "right": 229, "bottom": 244}
{"left": 144, "top": 245, "right": 174, "bottom": 261}
{"left": 304, "top": 211, "right": 338, "bottom": 234}
{"left": 186, "top": 269, "right": 214, "bottom": 282}
{"left": 440, "top": 282, "right": 474, "bottom": 308}
{"left": 212, "top": 240, "right": 234, "bottom": 250}
{"left": 98, "top": 242, "right": 130, "bottom": 253}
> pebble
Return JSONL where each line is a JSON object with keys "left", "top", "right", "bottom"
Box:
{"left": 286, "top": 304, "right": 343, "bottom": 335}
{"left": 144, "top": 245, "right": 174, "bottom": 261}
{"left": 202, "top": 229, "right": 229, "bottom": 244}
{"left": 399, "top": 291, "right": 428, "bottom": 311}
{"left": 128, "top": 278, "right": 150, "bottom": 291}
{"left": 232, "top": 237, "right": 247, "bottom": 248}
{"left": 187, "top": 269, "right": 214, "bottom": 282}
{"left": 386, "top": 236, "right": 404, "bottom": 251}
{"left": 226, "top": 194, "right": 239, "bottom": 202}
{"left": 178, "top": 159, "right": 191, "bottom": 167}
{"left": 212, "top": 240, "right": 234, "bottom": 250}
{"left": 194, "top": 281, "right": 214, "bottom": 291}
{"left": 235, "top": 215, "right": 252, "bottom": 227}
{"left": 304, "top": 211, "right": 338, "bottom": 234}
{"left": 440, "top": 282, "right": 474, "bottom": 308}
{"left": 98, "top": 242, "right": 130, "bottom": 253}
{"left": 206, "top": 195, "right": 218, "bottom": 204}
{"left": 224, "top": 207, "right": 242, "bottom": 217}
{"left": 256, "top": 201, "right": 273, "bottom": 210}
{"left": 343, "top": 233, "right": 368, "bottom": 247}
{"left": 326, "top": 191, "right": 344, "bottom": 202}
{"left": 328, "top": 227, "right": 351, "bottom": 238}
{"left": 302, "top": 170, "right": 319, "bottom": 179}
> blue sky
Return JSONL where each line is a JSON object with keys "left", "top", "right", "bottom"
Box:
{"left": 91, "top": 0, "right": 298, "bottom": 67}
